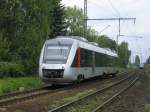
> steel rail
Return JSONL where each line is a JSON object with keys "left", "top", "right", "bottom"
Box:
{"left": 0, "top": 85, "right": 51, "bottom": 100}
{"left": 92, "top": 74, "right": 139, "bottom": 112}
{"left": 0, "top": 88, "right": 61, "bottom": 106}
{"left": 48, "top": 72, "right": 135, "bottom": 112}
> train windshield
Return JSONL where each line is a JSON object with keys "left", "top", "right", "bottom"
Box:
{"left": 43, "top": 45, "right": 71, "bottom": 64}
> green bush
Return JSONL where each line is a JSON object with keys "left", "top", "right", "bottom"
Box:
{"left": 0, "top": 62, "right": 25, "bottom": 78}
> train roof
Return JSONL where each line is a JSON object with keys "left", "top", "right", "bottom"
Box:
{"left": 46, "top": 36, "right": 118, "bottom": 57}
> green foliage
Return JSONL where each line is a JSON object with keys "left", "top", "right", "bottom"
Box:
{"left": 118, "top": 42, "right": 131, "bottom": 68}
{"left": 65, "top": 6, "right": 98, "bottom": 40}
{"left": 97, "top": 35, "right": 117, "bottom": 51}
{"left": 63, "top": 89, "right": 95, "bottom": 102}
{"left": 49, "top": 0, "right": 67, "bottom": 38}
{"left": 0, "top": 62, "right": 25, "bottom": 78}
{"left": 0, "top": 33, "right": 11, "bottom": 61}
{"left": 0, "top": 77, "right": 43, "bottom": 95}
{"left": 65, "top": 6, "right": 84, "bottom": 36}
{"left": 146, "top": 56, "right": 150, "bottom": 64}
{"left": 0, "top": 0, "right": 66, "bottom": 75}
{"left": 145, "top": 104, "right": 150, "bottom": 112}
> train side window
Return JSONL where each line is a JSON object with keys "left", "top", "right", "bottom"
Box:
{"left": 95, "top": 52, "right": 109, "bottom": 67}
{"left": 95, "top": 52, "right": 117, "bottom": 67}
{"left": 80, "top": 48, "right": 92, "bottom": 67}
{"left": 95, "top": 53, "right": 102, "bottom": 67}
{"left": 108, "top": 55, "right": 117, "bottom": 66}
{"left": 72, "top": 48, "right": 93, "bottom": 67}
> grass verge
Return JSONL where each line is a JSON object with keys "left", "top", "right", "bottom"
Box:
{"left": 0, "top": 77, "right": 43, "bottom": 95}
{"left": 63, "top": 89, "right": 95, "bottom": 102}
{"left": 49, "top": 89, "right": 95, "bottom": 109}
{"left": 145, "top": 104, "right": 150, "bottom": 112}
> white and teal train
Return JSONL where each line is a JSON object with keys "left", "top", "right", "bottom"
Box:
{"left": 39, "top": 36, "right": 118, "bottom": 84}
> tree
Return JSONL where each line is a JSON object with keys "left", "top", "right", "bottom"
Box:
{"left": 65, "top": 6, "right": 84, "bottom": 37}
{"left": 135, "top": 55, "right": 140, "bottom": 67}
{"left": 49, "top": 0, "right": 67, "bottom": 38}
{"left": 0, "top": 33, "right": 10, "bottom": 61}
{"left": 65, "top": 6, "right": 117, "bottom": 50}
{"left": 0, "top": 0, "right": 68, "bottom": 74}
{"left": 97, "top": 35, "right": 117, "bottom": 51}
{"left": 146, "top": 56, "right": 150, "bottom": 64}
{"left": 16, "top": 0, "right": 52, "bottom": 73}
{"left": 118, "top": 42, "right": 131, "bottom": 68}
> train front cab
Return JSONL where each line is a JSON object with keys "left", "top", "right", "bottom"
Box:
{"left": 39, "top": 39, "right": 76, "bottom": 84}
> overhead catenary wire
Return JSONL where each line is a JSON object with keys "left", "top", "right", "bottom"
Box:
{"left": 85, "top": 0, "right": 123, "bottom": 37}
{"left": 107, "top": 0, "right": 122, "bottom": 17}
{"left": 88, "top": 0, "right": 119, "bottom": 17}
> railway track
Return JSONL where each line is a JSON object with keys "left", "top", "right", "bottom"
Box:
{"left": 0, "top": 85, "right": 50, "bottom": 100}
{"left": 48, "top": 70, "right": 139, "bottom": 112}
{"left": 92, "top": 74, "right": 139, "bottom": 112}
{"left": 0, "top": 70, "right": 133, "bottom": 107}
{"left": 0, "top": 85, "right": 57, "bottom": 107}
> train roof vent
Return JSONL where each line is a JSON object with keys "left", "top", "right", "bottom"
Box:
{"left": 71, "top": 36, "right": 88, "bottom": 42}
{"left": 90, "top": 42, "right": 99, "bottom": 46}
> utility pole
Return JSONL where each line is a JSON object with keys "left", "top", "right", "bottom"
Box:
{"left": 84, "top": 0, "right": 87, "bottom": 38}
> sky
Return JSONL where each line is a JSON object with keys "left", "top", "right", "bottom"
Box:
{"left": 62, "top": 0, "right": 150, "bottom": 63}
